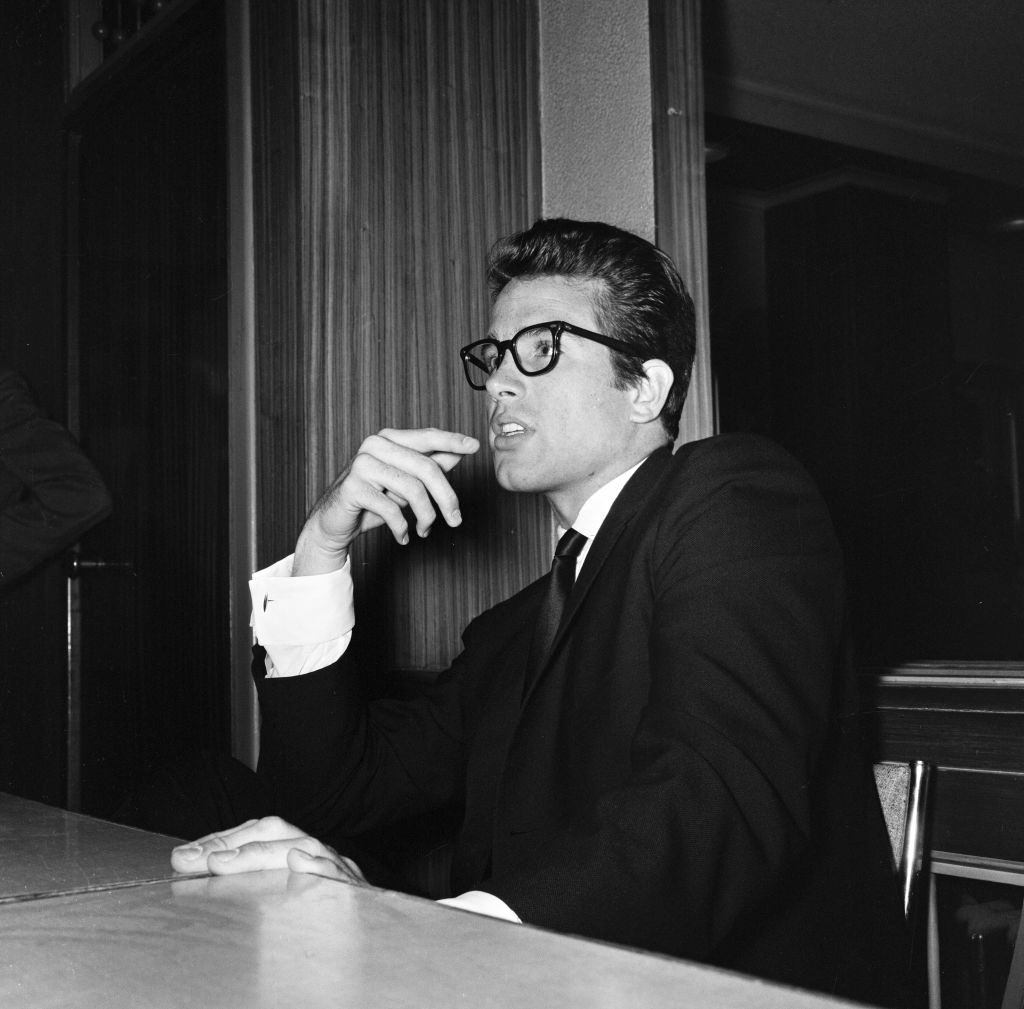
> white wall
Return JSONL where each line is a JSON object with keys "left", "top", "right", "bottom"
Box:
{"left": 539, "top": 0, "right": 654, "bottom": 241}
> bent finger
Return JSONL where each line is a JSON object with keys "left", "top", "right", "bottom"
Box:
{"left": 353, "top": 448, "right": 462, "bottom": 534}
{"left": 288, "top": 848, "right": 369, "bottom": 886}
{"left": 206, "top": 834, "right": 325, "bottom": 876}
{"left": 171, "top": 818, "right": 261, "bottom": 872}
{"left": 428, "top": 450, "right": 476, "bottom": 473}
{"left": 170, "top": 816, "right": 308, "bottom": 873}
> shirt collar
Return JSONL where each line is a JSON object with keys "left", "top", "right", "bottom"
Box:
{"left": 558, "top": 457, "right": 648, "bottom": 575}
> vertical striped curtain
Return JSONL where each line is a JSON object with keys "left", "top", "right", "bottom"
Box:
{"left": 650, "top": 0, "right": 714, "bottom": 445}
{"left": 251, "top": 0, "right": 547, "bottom": 677}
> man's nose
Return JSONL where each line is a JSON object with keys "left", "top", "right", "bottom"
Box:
{"left": 484, "top": 351, "right": 522, "bottom": 398}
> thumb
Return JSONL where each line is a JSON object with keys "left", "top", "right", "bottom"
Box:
{"left": 286, "top": 847, "right": 344, "bottom": 880}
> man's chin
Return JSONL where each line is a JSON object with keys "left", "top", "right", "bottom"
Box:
{"left": 492, "top": 458, "right": 539, "bottom": 494}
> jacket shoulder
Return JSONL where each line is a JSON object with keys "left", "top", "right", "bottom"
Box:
{"left": 642, "top": 433, "right": 840, "bottom": 563}
{"left": 670, "top": 432, "right": 815, "bottom": 481}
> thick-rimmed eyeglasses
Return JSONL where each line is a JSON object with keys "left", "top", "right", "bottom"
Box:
{"left": 459, "top": 321, "right": 642, "bottom": 390}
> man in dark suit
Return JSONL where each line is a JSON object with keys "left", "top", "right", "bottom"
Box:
{"left": 173, "top": 219, "right": 912, "bottom": 1005}
{"left": 0, "top": 368, "right": 111, "bottom": 585}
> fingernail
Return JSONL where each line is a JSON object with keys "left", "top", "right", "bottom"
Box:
{"left": 173, "top": 845, "right": 203, "bottom": 861}
{"left": 400, "top": 531, "right": 410, "bottom": 545}
{"left": 210, "top": 848, "right": 239, "bottom": 862}
{"left": 450, "top": 509, "right": 462, "bottom": 525}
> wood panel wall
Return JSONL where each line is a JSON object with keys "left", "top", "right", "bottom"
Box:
{"left": 649, "top": 0, "right": 714, "bottom": 444}
{"left": 250, "top": 0, "right": 546, "bottom": 677}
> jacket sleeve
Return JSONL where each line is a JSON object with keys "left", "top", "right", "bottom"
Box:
{"left": 0, "top": 370, "right": 112, "bottom": 584}
{"left": 483, "top": 438, "right": 850, "bottom": 959}
{"left": 253, "top": 642, "right": 469, "bottom": 842}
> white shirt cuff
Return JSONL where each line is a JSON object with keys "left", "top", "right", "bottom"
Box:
{"left": 436, "top": 891, "right": 522, "bottom": 923}
{"left": 249, "top": 554, "right": 355, "bottom": 678}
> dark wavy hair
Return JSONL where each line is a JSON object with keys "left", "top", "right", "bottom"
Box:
{"left": 486, "top": 218, "right": 696, "bottom": 440}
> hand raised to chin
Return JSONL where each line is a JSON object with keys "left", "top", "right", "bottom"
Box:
{"left": 293, "top": 427, "right": 480, "bottom": 576}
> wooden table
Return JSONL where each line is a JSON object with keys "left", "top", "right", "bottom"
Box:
{"left": 0, "top": 794, "right": 862, "bottom": 1009}
{"left": 0, "top": 792, "right": 185, "bottom": 902}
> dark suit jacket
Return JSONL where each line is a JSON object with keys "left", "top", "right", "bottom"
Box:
{"left": 0, "top": 369, "right": 111, "bottom": 585}
{"left": 255, "top": 433, "right": 913, "bottom": 1006}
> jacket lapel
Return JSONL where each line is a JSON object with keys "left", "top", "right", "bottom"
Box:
{"left": 520, "top": 446, "right": 673, "bottom": 708}
{"left": 457, "top": 448, "right": 675, "bottom": 884}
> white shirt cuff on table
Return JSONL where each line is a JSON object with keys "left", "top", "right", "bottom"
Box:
{"left": 436, "top": 891, "right": 522, "bottom": 923}
{"left": 249, "top": 554, "right": 355, "bottom": 678}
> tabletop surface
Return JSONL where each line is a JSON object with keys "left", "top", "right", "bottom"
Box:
{"left": 0, "top": 793, "right": 863, "bottom": 1009}
{"left": 0, "top": 792, "right": 184, "bottom": 902}
{"left": 0, "top": 869, "right": 863, "bottom": 1009}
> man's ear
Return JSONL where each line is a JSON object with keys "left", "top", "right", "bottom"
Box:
{"left": 627, "top": 359, "right": 674, "bottom": 425}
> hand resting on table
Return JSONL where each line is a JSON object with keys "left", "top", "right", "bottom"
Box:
{"left": 170, "top": 816, "right": 368, "bottom": 886}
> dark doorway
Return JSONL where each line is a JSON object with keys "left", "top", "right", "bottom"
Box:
{"left": 67, "top": 0, "right": 230, "bottom": 815}
{"left": 706, "top": 116, "right": 1024, "bottom": 664}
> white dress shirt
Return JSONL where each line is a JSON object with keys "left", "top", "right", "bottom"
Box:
{"left": 248, "top": 457, "right": 646, "bottom": 922}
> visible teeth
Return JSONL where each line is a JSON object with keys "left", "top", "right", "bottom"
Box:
{"left": 500, "top": 423, "right": 525, "bottom": 435}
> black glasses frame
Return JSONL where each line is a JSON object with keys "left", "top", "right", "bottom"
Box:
{"left": 459, "top": 321, "right": 642, "bottom": 390}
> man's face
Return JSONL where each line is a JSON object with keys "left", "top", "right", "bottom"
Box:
{"left": 484, "top": 275, "right": 648, "bottom": 525}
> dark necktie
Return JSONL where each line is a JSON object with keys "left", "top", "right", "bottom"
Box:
{"left": 523, "top": 527, "right": 588, "bottom": 697}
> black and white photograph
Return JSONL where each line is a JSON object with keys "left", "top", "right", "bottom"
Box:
{"left": 2, "top": 2, "right": 1022, "bottom": 1006}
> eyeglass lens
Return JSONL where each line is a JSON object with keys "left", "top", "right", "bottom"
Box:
{"left": 476, "top": 325, "right": 556, "bottom": 377}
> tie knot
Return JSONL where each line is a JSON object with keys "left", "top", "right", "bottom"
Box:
{"left": 555, "top": 527, "right": 587, "bottom": 560}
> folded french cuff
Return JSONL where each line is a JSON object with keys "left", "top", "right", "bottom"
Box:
{"left": 248, "top": 554, "right": 356, "bottom": 678}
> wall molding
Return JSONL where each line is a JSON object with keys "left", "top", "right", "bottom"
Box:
{"left": 715, "top": 167, "right": 949, "bottom": 216}
{"left": 706, "top": 72, "right": 1024, "bottom": 189}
